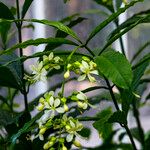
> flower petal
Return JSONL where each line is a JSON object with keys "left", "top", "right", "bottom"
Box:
{"left": 77, "top": 92, "right": 87, "bottom": 100}
{"left": 82, "top": 103, "right": 88, "bottom": 109}
{"left": 69, "top": 120, "right": 75, "bottom": 128}
{"left": 77, "top": 74, "right": 86, "bottom": 81}
{"left": 56, "top": 107, "right": 65, "bottom": 113}
{"left": 49, "top": 96, "right": 54, "bottom": 106}
{"left": 90, "top": 70, "right": 99, "bottom": 75}
{"left": 87, "top": 74, "right": 96, "bottom": 82}
{"left": 54, "top": 98, "right": 60, "bottom": 107}
{"left": 49, "top": 52, "right": 54, "bottom": 60}
{"left": 66, "top": 134, "right": 74, "bottom": 142}
{"left": 82, "top": 60, "right": 89, "bottom": 69}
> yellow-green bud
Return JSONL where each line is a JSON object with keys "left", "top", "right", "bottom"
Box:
{"left": 74, "top": 61, "right": 80, "bottom": 67}
{"left": 43, "top": 142, "right": 51, "bottom": 149}
{"left": 77, "top": 101, "right": 84, "bottom": 108}
{"left": 66, "top": 125, "right": 71, "bottom": 130}
{"left": 67, "top": 64, "right": 72, "bottom": 69}
{"left": 64, "top": 70, "right": 70, "bottom": 79}
{"left": 82, "top": 56, "right": 90, "bottom": 62}
{"left": 64, "top": 104, "right": 69, "bottom": 112}
{"left": 37, "top": 104, "right": 44, "bottom": 111}
{"left": 50, "top": 136, "right": 56, "bottom": 142}
{"left": 62, "top": 145, "right": 67, "bottom": 150}
{"left": 61, "top": 97, "right": 67, "bottom": 103}
{"left": 39, "top": 127, "right": 47, "bottom": 135}
{"left": 39, "top": 97, "right": 45, "bottom": 104}
{"left": 49, "top": 141, "right": 54, "bottom": 147}
{"left": 73, "top": 140, "right": 81, "bottom": 147}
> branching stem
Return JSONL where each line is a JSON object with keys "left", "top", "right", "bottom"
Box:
{"left": 16, "top": 0, "right": 29, "bottom": 112}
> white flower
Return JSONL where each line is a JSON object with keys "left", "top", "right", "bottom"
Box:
{"left": 66, "top": 119, "right": 83, "bottom": 142}
{"left": 30, "top": 61, "right": 47, "bottom": 82}
{"left": 44, "top": 96, "right": 65, "bottom": 118}
{"left": 76, "top": 92, "right": 88, "bottom": 109}
{"left": 78, "top": 60, "right": 98, "bottom": 82}
{"left": 43, "top": 52, "right": 61, "bottom": 70}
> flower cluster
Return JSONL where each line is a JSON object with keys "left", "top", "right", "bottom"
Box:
{"left": 32, "top": 90, "right": 93, "bottom": 149}
{"left": 27, "top": 53, "right": 98, "bottom": 149}
{"left": 64, "top": 56, "right": 99, "bottom": 82}
{"left": 24, "top": 52, "right": 62, "bottom": 83}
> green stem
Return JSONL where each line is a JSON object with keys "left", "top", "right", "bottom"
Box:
{"left": 104, "top": 77, "right": 137, "bottom": 150}
{"left": 84, "top": 45, "right": 95, "bottom": 57}
{"left": 132, "top": 98, "right": 145, "bottom": 148}
{"left": 114, "top": 20, "right": 126, "bottom": 56}
{"left": 16, "top": 0, "right": 29, "bottom": 112}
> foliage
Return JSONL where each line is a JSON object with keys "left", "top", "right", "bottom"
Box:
{"left": 0, "top": 0, "right": 150, "bottom": 150}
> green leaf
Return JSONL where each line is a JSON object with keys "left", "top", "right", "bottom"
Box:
{"left": 86, "top": 0, "right": 143, "bottom": 43}
{"left": 109, "top": 10, "right": 150, "bottom": 40}
{"left": 145, "top": 130, "right": 150, "bottom": 150}
{"left": 0, "top": 110, "right": 14, "bottom": 126}
{"left": 10, "top": 112, "right": 42, "bottom": 144}
{"left": 78, "top": 127, "right": 91, "bottom": 139}
{"left": 0, "top": 2, "right": 14, "bottom": 45}
{"left": 93, "top": 107, "right": 112, "bottom": 140}
{"left": 21, "top": 0, "right": 33, "bottom": 19}
{"left": 56, "top": 17, "right": 86, "bottom": 38}
{"left": 132, "top": 53, "right": 150, "bottom": 70}
{"left": 45, "top": 17, "right": 85, "bottom": 51}
{"left": 0, "top": 20, "right": 11, "bottom": 44}
{"left": 108, "top": 111, "right": 127, "bottom": 125}
{"left": 0, "top": 2, "right": 14, "bottom": 19}
{"left": 93, "top": 0, "right": 114, "bottom": 12}
{"left": 131, "top": 41, "right": 150, "bottom": 63}
{"left": 0, "top": 38, "right": 77, "bottom": 55}
{"left": 130, "top": 128, "right": 141, "bottom": 142}
{"left": 121, "top": 55, "right": 149, "bottom": 115}
{"left": 30, "top": 19, "right": 80, "bottom": 42}
{"left": 95, "top": 50, "right": 133, "bottom": 89}
{"left": 0, "top": 53, "right": 23, "bottom": 89}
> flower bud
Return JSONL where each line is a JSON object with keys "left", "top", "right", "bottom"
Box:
{"left": 63, "top": 104, "right": 69, "bottom": 112}
{"left": 77, "top": 101, "right": 84, "bottom": 108}
{"left": 73, "top": 140, "right": 81, "bottom": 147}
{"left": 66, "top": 125, "right": 71, "bottom": 130}
{"left": 62, "top": 145, "right": 67, "bottom": 150}
{"left": 61, "top": 97, "right": 67, "bottom": 103}
{"left": 64, "top": 70, "right": 70, "bottom": 79}
{"left": 82, "top": 56, "right": 90, "bottom": 62}
{"left": 43, "top": 142, "right": 51, "bottom": 149}
{"left": 39, "top": 97, "right": 45, "bottom": 104}
{"left": 39, "top": 127, "right": 47, "bottom": 135}
{"left": 51, "top": 136, "right": 56, "bottom": 142}
{"left": 37, "top": 104, "right": 44, "bottom": 111}
{"left": 67, "top": 64, "right": 72, "bottom": 69}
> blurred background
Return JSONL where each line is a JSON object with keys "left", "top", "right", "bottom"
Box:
{"left": 0, "top": 0, "right": 150, "bottom": 148}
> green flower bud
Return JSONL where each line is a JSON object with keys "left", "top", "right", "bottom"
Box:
{"left": 61, "top": 97, "right": 67, "bottom": 103}
{"left": 39, "top": 97, "right": 45, "bottom": 104}
{"left": 39, "top": 127, "right": 47, "bottom": 135}
{"left": 67, "top": 64, "right": 72, "bottom": 69}
{"left": 82, "top": 56, "right": 90, "bottom": 62}
{"left": 43, "top": 142, "right": 51, "bottom": 149}
{"left": 64, "top": 70, "right": 70, "bottom": 79}
{"left": 66, "top": 125, "right": 71, "bottom": 130}
{"left": 62, "top": 145, "right": 67, "bottom": 150}
{"left": 37, "top": 104, "right": 44, "bottom": 111}
{"left": 64, "top": 104, "right": 69, "bottom": 112}
{"left": 50, "top": 136, "right": 56, "bottom": 142}
{"left": 73, "top": 140, "right": 81, "bottom": 147}
{"left": 59, "top": 137, "right": 65, "bottom": 143}
{"left": 74, "top": 61, "right": 80, "bottom": 67}
{"left": 77, "top": 101, "right": 84, "bottom": 108}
